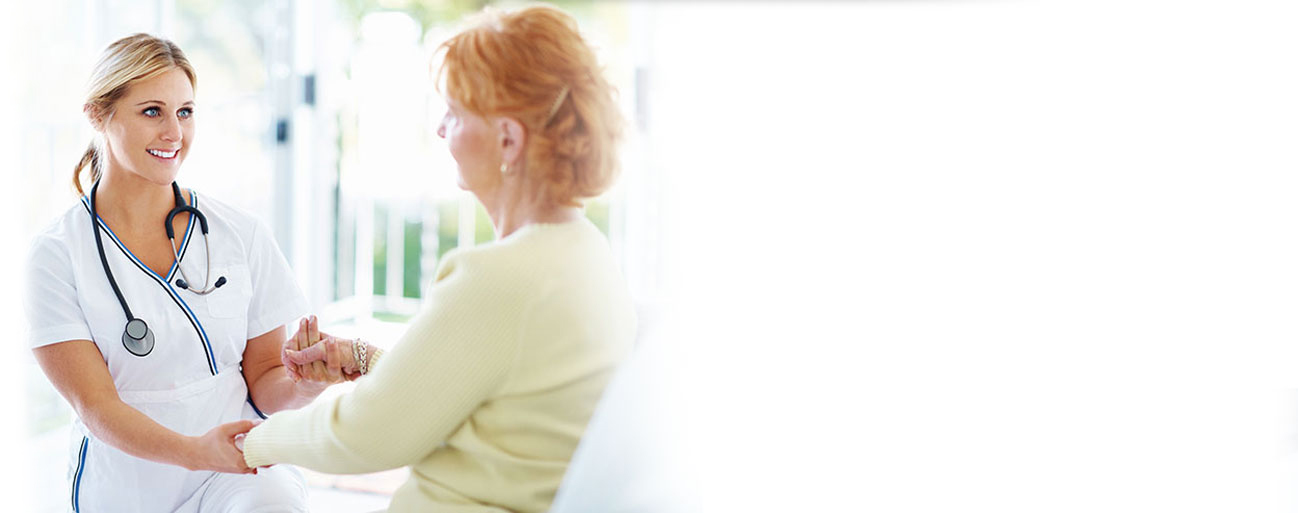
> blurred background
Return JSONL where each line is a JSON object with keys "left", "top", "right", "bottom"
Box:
{"left": 3, "top": 0, "right": 1298, "bottom": 512}
{"left": 4, "top": 1, "right": 651, "bottom": 510}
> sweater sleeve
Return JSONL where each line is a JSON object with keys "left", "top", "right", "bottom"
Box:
{"left": 242, "top": 255, "right": 520, "bottom": 473}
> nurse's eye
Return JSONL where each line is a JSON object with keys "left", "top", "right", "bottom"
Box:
{"left": 177, "top": 108, "right": 194, "bottom": 120}
{"left": 142, "top": 107, "right": 161, "bottom": 118}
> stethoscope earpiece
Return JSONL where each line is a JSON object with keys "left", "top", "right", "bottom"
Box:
{"left": 165, "top": 183, "right": 224, "bottom": 295}
{"left": 92, "top": 180, "right": 227, "bottom": 359}
{"left": 175, "top": 276, "right": 225, "bottom": 290}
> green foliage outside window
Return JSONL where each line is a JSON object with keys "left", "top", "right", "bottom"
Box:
{"left": 372, "top": 206, "right": 388, "bottom": 296}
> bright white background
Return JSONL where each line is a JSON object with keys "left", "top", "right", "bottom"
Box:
{"left": 621, "top": 2, "right": 1298, "bottom": 511}
{"left": 3, "top": 1, "right": 1298, "bottom": 511}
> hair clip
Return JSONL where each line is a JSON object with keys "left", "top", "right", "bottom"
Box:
{"left": 545, "top": 86, "right": 569, "bottom": 123}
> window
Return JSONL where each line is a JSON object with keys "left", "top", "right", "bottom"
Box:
{"left": 14, "top": 1, "right": 643, "bottom": 510}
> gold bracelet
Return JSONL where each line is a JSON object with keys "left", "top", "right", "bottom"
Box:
{"left": 350, "top": 338, "right": 364, "bottom": 375}
{"left": 357, "top": 338, "right": 369, "bottom": 375}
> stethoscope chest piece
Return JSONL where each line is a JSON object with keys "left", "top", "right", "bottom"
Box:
{"left": 122, "top": 318, "right": 155, "bottom": 357}
{"left": 92, "top": 181, "right": 223, "bottom": 358}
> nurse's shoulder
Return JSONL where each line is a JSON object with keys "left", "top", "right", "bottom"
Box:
{"left": 24, "top": 200, "right": 100, "bottom": 350}
{"left": 26, "top": 199, "right": 99, "bottom": 266}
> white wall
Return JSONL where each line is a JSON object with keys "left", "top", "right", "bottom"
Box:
{"left": 571, "top": 1, "right": 1298, "bottom": 511}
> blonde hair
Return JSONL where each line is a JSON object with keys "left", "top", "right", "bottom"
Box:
{"left": 437, "top": 5, "right": 624, "bottom": 206}
{"left": 74, "top": 33, "right": 196, "bottom": 195}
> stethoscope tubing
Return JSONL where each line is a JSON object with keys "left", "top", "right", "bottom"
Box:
{"left": 89, "top": 180, "right": 225, "bottom": 357}
{"left": 89, "top": 180, "right": 137, "bottom": 322}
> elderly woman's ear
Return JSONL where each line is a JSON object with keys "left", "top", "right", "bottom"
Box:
{"left": 496, "top": 117, "right": 527, "bottom": 170}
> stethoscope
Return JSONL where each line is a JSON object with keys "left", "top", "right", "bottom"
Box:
{"left": 90, "top": 180, "right": 226, "bottom": 357}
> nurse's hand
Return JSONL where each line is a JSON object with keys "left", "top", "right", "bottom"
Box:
{"left": 186, "top": 420, "right": 258, "bottom": 474}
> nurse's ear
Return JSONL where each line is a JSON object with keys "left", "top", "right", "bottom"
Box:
{"left": 84, "top": 103, "right": 110, "bottom": 133}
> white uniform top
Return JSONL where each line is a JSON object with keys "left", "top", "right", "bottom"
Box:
{"left": 24, "top": 190, "right": 309, "bottom": 513}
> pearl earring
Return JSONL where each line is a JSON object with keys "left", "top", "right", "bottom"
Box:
{"left": 500, "top": 162, "right": 509, "bottom": 175}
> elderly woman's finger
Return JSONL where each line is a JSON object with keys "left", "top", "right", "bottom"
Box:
{"left": 286, "top": 344, "right": 327, "bottom": 365}
{"left": 296, "top": 318, "right": 325, "bottom": 381}
{"left": 295, "top": 318, "right": 307, "bottom": 352}
{"left": 308, "top": 315, "right": 320, "bottom": 345}
{"left": 308, "top": 316, "right": 327, "bottom": 381}
{"left": 325, "top": 339, "right": 344, "bottom": 382}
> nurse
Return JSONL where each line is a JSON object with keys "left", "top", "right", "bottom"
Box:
{"left": 24, "top": 34, "right": 338, "bottom": 512}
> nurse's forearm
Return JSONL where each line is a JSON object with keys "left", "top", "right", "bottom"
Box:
{"left": 80, "top": 399, "right": 210, "bottom": 470}
{"left": 247, "top": 365, "right": 321, "bottom": 413}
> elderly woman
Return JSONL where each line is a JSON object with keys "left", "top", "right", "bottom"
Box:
{"left": 234, "top": 5, "right": 636, "bottom": 512}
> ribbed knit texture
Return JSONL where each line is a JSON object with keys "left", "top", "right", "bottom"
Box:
{"left": 243, "top": 219, "right": 636, "bottom": 512}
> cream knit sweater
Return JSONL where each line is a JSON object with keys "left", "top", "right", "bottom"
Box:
{"left": 244, "top": 219, "right": 636, "bottom": 512}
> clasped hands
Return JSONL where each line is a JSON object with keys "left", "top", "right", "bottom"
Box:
{"left": 282, "top": 314, "right": 365, "bottom": 388}
{"left": 193, "top": 315, "right": 361, "bottom": 474}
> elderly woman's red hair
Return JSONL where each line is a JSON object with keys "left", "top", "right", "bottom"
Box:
{"left": 437, "top": 5, "right": 624, "bottom": 207}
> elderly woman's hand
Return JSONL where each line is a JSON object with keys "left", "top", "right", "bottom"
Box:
{"left": 282, "top": 316, "right": 356, "bottom": 386}
{"left": 284, "top": 316, "right": 362, "bottom": 383}
{"left": 286, "top": 335, "right": 362, "bottom": 381}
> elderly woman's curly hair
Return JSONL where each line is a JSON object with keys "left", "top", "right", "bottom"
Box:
{"left": 437, "top": 5, "right": 624, "bottom": 207}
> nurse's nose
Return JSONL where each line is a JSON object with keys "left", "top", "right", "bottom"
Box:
{"left": 160, "top": 114, "right": 182, "bottom": 142}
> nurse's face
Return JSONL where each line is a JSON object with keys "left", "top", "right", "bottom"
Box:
{"left": 99, "top": 68, "right": 195, "bottom": 186}
{"left": 436, "top": 98, "right": 501, "bottom": 193}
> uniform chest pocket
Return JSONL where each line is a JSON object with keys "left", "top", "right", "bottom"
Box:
{"left": 203, "top": 264, "right": 252, "bottom": 318}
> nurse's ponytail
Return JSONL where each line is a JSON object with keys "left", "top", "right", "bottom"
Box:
{"left": 73, "top": 142, "right": 100, "bottom": 196}
{"left": 73, "top": 33, "right": 196, "bottom": 195}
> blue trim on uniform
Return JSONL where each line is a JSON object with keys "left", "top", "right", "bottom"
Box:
{"left": 80, "top": 196, "right": 219, "bottom": 375}
{"left": 72, "top": 436, "right": 87, "bottom": 513}
{"left": 164, "top": 191, "right": 198, "bottom": 282}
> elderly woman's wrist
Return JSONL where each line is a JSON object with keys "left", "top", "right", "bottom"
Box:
{"left": 367, "top": 345, "right": 384, "bottom": 373}
{"left": 349, "top": 339, "right": 383, "bottom": 375}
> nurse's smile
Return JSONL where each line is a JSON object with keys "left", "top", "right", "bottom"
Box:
{"left": 98, "top": 68, "right": 196, "bottom": 187}
{"left": 28, "top": 34, "right": 329, "bottom": 512}
{"left": 147, "top": 148, "right": 180, "bottom": 160}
